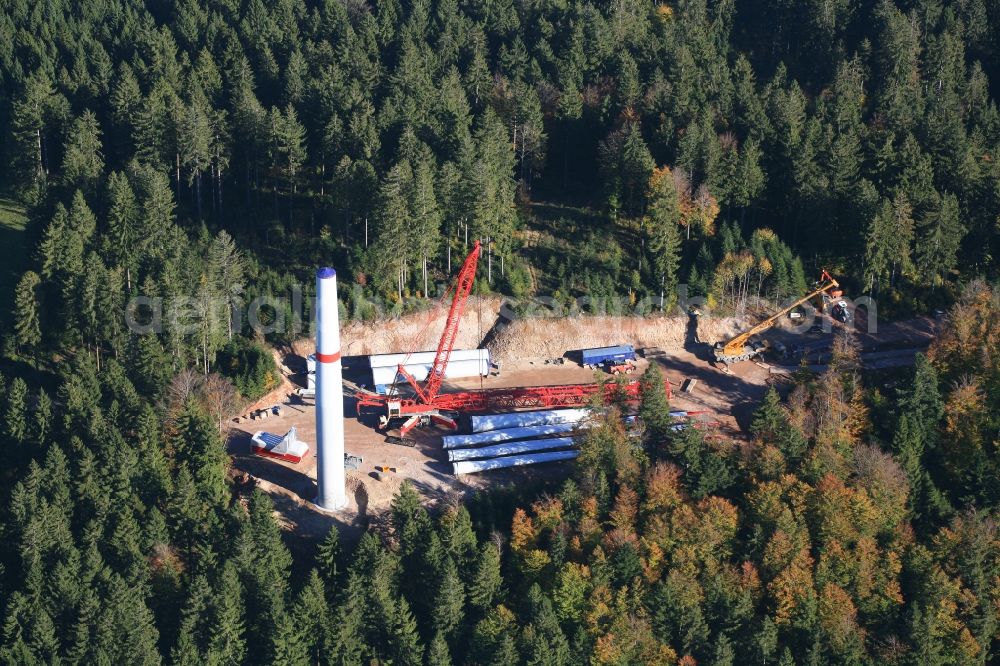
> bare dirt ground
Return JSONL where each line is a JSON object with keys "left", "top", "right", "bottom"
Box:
{"left": 229, "top": 304, "right": 935, "bottom": 541}
{"left": 487, "top": 311, "right": 750, "bottom": 362}
{"left": 227, "top": 353, "right": 757, "bottom": 533}
{"left": 229, "top": 399, "right": 486, "bottom": 542}
{"left": 291, "top": 297, "right": 505, "bottom": 359}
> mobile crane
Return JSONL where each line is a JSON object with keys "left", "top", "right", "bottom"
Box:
{"left": 713, "top": 270, "right": 841, "bottom": 365}
{"left": 355, "top": 241, "right": 669, "bottom": 433}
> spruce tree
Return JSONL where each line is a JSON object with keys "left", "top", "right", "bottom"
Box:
{"left": 5, "top": 378, "right": 29, "bottom": 443}
{"left": 10, "top": 69, "right": 63, "bottom": 191}
{"left": 391, "top": 481, "right": 431, "bottom": 559}
{"left": 97, "top": 575, "right": 161, "bottom": 665}
{"left": 523, "top": 584, "right": 570, "bottom": 665}
{"left": 32, "top": 389, "right": 52, "bottom": 447}
{"left": 172, "top": 400, "right": 229, "bottom": 507}
{"left": 915, "top": 193, "right": 963, "bottom": 286}
{"left": 639, "top": 364, "right": 672, "bottom": 455}
{"left": 270, "top": 613, "right": 309, "bottom": 666}
{"left": 710, "top": 633, "right": 736, "bottom": 666}
{"left": 864, "top": 193, "right": 914, "bottom": 292}
{"left": 329, "top": 572, "right": 368, "bottom": 665}
{"left": 207, "top": 563, "right": 246, "bottom": 665}
{"left": 385, "top": 594, "right": 423, "bottom": 666}
{"left": 371, "top": 160, "right": 414, "bottom": 295}
{"left": 751, "top": 387, "right": 785, "bottom": 441}
{"left": 426, "top": 631, "right": 453, "bottom": 666}
{"left": 239, "top": 490, "right": 292, "bottom": 663}
{"left": 292, "top": 571, "right": 331, "bottom": 664}
{"left": 469, "top": 542, "right": 502, "bottom": 612}
{"left": 892, "top": 354, "right": 951, "bottom": 521}
{"left": 272, "top": 104, "right": 307, "bottom": 223}
{"left": 409, "top": 147, "right": 442, "bottom": 298}
{"left": 317, "top": 525, "right": 342, "bottom": 586}
{"left": 62, "top": 110, "right": 104, "bottom": 194}
{"left": 668, "top": 427, "right": 734, "bottom": 498}
{"left": 104, "top": 171, "right": 140, "bottom": 290}
{"left": 13, "top": 271, "right": 43, "bottom": 354}
{"left": 180, "top": 85, "right": 213, "bottom": 220}
{"left": 646, "top": 167, "right": 683, "bottom": 304}
{"left": 110, "top": 62, "right": 142, "bottom": 132}
{"left": 208, "top": 231, "right": 245, "bottom": 340}
{"left": 433, "top": 556, "right": 465, "bottom": 637}
{"left": 751, "top": 387, "right": 807, "bottom": 464}
{"left": 439, "top": 505, "right": 478, "bottom": 573}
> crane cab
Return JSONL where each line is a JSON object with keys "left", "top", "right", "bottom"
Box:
{"left": 714, "top": 337, "right": 769, "bottom": 364}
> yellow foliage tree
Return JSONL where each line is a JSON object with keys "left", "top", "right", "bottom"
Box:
{"left": 510, "top": 508, "right": 537, "bottom": 552}
{"left": 818, "top": 583, "right": 865, "bottom": 655}
{"left": 531, "top": 496, "right": 564, "bottom": 531}
{"left": 768, "top": 545, "right": 816, "bottom": 627}
{"left": 609, "top": 484, "right": 639, "bottom": 536}
{"left": 689, "top": 184, "right": 719, "bottom": 236}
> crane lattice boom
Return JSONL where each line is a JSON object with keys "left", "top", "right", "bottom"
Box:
{"left": 358, "top": 239, "right": 671, "bottom": 428}
{"left": 715, "top": 270, "right": 840, "bottom": 364}
{"left": 394, "top": 240, "right": 481, "bottom": 403}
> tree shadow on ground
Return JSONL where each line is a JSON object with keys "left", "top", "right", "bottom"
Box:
{"left": 652, "top": 353, "right": 768, "bottom": 432}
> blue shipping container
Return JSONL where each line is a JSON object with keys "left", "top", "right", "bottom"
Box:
{"left": 581, "top": 345, "right": 635, "bottom": 366}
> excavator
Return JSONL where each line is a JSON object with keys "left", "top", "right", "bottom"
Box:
{"left": 713, "top": 270, "right": 841, "bottom": 365}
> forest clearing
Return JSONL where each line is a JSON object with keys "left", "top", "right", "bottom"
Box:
{"left": 231, "top": 297, "right": 939, "bottom": 544}
{"left": 2, "top": 0, "right": 1000, "bottom": 661}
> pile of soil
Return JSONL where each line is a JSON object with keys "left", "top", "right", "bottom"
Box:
{"left": 292, "top": 296, "right": 750, "bottom": 365}
{"left": 293, "top": 297, "right": 504, "bottom": 358}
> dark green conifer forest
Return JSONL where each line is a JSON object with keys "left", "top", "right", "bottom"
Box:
{"left": 1, "top": 0, "right": 1000, "bottom": 663}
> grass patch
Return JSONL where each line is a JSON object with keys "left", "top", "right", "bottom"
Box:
{"left": 0, "top": 197, "right": 29, "bottom": 327}
{"left": 518, "top": 200, "right": 638, "bottom": 298}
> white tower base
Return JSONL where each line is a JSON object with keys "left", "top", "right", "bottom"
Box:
{"left": 314, "top": 267, "right": 348, "bottom": 511}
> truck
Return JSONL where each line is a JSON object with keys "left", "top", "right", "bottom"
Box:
{"left": 581, "top": 345, "right": 636, "bottom": 368}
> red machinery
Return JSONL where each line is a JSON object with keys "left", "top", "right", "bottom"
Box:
{"left": 393, "top": 240, "right": 483, "bottom": 406}
{"left": 355, "top": 242, "right": 669, "bottom": 431}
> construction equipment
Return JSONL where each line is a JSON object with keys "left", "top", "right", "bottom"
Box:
{"left": 251, "top": 427, "right": 310, "bottom": 463}
{"left": 581, "top": 345, "right": 636, "bottom": 368}
{"left": 604, "top": 360, "right": 636, "bottom": 375}
{"left": 356, "top": 240, "right": 482, "bottom": 429}
{"left": 830, "top": 300, "right": 852, "bottom": 323}
{"left": 355, "top": 242, "right": 668, "bottom": 428}
{"left": 394, "top": 240, "right": 483, "bottom": 407}
{"left": 714, "top": 270, "right": 841, "bottom": 365}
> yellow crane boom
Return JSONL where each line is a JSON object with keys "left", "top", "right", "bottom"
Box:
{"left": 714, "top": 271, "right": 840, "bottom": 364}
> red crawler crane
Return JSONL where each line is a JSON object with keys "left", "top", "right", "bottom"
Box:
{"left": 393, "top": 240, "right": 482, "bottom": 406}
{"left": 355, "top": 242, "right": 669, "bottom": 432}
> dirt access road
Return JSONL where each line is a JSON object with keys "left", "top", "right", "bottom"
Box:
{"left": 228, "top": 308, "right": 935, "bottom": 544}
{"left": 227, "top": 350, "right": 761, "bottom": 537}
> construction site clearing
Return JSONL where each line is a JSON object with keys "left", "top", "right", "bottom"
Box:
{"left": 227, "top": 312, "right": 939, "bottom": 539}
{"left": 231, "top": 352, "right": 735, "bottom": 535}
{"left": 227, "top": 240, "right": 940, "bottom": 540}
